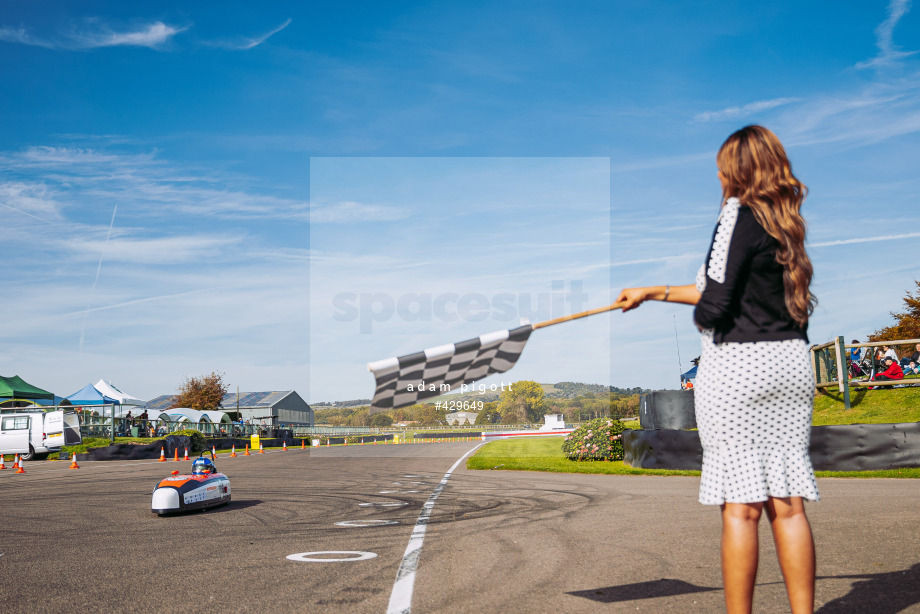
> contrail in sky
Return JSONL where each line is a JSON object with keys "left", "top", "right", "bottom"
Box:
{"left": 79, "top": 203, "right": 118, "bottom": 353}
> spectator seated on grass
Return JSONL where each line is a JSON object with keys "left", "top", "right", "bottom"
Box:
{"left": 873, "top": 358, "right": 904, "bottom": 382}
{"left": 900, "top": 343, "right": 920, "bottom": 369}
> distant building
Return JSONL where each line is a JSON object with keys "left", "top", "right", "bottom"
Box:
{"left": 146, "top": 390, "right": 313, "bottom": 426}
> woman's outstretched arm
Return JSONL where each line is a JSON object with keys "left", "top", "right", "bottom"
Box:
{"left": 615, "top": 284, "right": 700, "bottom": 312}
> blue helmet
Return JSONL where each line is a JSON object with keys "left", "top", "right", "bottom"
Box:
{"left": 192, "top": 456, "right": 216, "bottom": 475}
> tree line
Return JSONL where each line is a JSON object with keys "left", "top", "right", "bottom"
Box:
{"left": 313, "top": 380, "right": 642, "bottom": 427}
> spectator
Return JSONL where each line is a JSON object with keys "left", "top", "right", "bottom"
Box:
{"left": 874, "top": 358, "right": 904, "bottom": 382}
{"left": 848, "top": 341, "right": 862, "bottom": 362}
{"left": 882, "top": 345, "right": 898, "bottom": 362}
{"left": 900, "top": 343, "right": 920, "bottom": 368}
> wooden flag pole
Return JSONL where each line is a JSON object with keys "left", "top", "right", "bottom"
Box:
{"left": 532, "top": 298, "right": 628, "bottom": 330}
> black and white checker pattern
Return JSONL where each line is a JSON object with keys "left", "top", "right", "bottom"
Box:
{"left": 367, "top": 325, "right": 533, "bottom": 410}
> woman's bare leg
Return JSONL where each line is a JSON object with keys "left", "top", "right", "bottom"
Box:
{"left": 721, "top": 502, "right": 764, "bottom": 614}
{"left": 765, "top": 497, "right": 815, "bottom": 614}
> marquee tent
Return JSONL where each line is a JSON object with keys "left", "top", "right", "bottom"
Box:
{"left": 0, "top": 375, "right": 54, "bottom": 401}
{"left": 160, "top": 408, "right": 233, "bottom": 425}
{"left": 94, "top": 380, "right": 146, "bottom": 407}
{"left": 66, "top": 383, "right": 120, "bottom": 406}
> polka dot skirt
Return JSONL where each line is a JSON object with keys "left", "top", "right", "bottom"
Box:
{"left": 695, "top": 333, "right": 820, "bottom": 505}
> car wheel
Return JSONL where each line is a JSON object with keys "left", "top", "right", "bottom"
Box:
{"left": 20, "top": 445, "right": 35, "bottom": 461}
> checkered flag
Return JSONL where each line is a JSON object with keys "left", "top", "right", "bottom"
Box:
{"left": 367, "top": 325, "right": 533, "bottom": 410}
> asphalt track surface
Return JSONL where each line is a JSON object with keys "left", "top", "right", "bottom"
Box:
{"left": 1, "top": 442, "right": 919, "bottom": 614}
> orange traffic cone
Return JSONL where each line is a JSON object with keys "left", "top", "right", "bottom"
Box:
{"left": 230, "top": 445, "right": 237, "bottom": 457}
{"left": 282, "top": 442, "right": 288, "bottom": 451}
{"left": 70, "top": 453, "right": 80, "bottom": 469}
{"left": 259, "top": 443, "right": 264, "bottom": 454}
{"left": 173, "top": 448, "right": 179, "bottom": 461}
{"left": 12, "top": 454, "right": 19, "bottom": 470}
{"left": 158, "top": 447, "right": 166, "bottom": 462}
{"left": 15, "top": 455, "right": 25, "bottom": 473}
{"left": 301, "top": 440, "right": 305, "bottom": 449}
{"left": 0, "top": 455, "right": 6, "bottom": 470}
{"left": 183, "top": 448, "right": 190, "bottom": 460}
{"left": 244, "top": 444, "right": 250, "bottom": 456}
{"left": 212, "top": 446, "right": 216, "bottom": 457}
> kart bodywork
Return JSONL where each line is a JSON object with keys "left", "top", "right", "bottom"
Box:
{"left": 151, "top": 471, "right": 231, "bottom": 515}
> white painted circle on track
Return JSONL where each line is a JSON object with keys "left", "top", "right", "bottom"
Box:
{"left": 287, "top": 551, "right": 378, "bottom": 562}
{"left": 359, "top": 501, "right": 408, "bottom": 507}
{"left": 335, "top": 520, "right": 399, "bottom": 527}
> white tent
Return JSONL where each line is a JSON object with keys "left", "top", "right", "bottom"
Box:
{"left": 94, "top": 380, "right": 147, "bottom": 408}
{"left": 161, "top": 408, "right": 233, "bottom": 425}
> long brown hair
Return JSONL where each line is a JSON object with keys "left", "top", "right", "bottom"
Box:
{"left": 717, "top": 125, "right": 816, "bottom": 326}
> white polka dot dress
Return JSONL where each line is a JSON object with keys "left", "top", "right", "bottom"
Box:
{"left": 693, "top": 199, "right": 819, "bottom": 506}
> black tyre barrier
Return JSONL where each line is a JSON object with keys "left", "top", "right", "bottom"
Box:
{"left": 84, "top": 435, "right": 192, "bottom": 461}
{"left": 639, "top": 390, "right": 696, "bottom": 430}
{"left": 623, "top": 422, "right": 920, "bottom": 471}
{"left": 79, "top": 435, "right": 311, "bottom": 461}
{"left": 321, "top": 435, "right": 395, "bottom": 445}
{"left": 413, "top": 431, "right": 482, "bottom": 439}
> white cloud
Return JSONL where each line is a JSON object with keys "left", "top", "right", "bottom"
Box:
{"left": 809, "top": 231, "right": 920, "bottom": 248}
{"left": 206, "top": 18, "right": 292, "bottom": 50}
{"left": 0, "top": 25, "right": 54, "bottom": 48}
{"left": 1, "top": 145, "right": 307, "bottom": 221}
{"left": 856, "top": 0, "right": 919, "bottom": 69}
{"left": 309, "top": 200, "right": 412, "bottom": 223}
{"left": 0, "top": 20, "right": 185, "bottom": 51}
{"left": 694, "top": 97, "right": 801, "bottom": 123}
{"left": 61, "top": 234, "right": 243, "bottom": 265}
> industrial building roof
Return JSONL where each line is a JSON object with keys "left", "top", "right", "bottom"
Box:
{"left": 146, "top": 390, "right": 299, "bottom": 411}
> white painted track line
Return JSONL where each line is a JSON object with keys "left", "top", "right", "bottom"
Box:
{"left": 386, "top": 443, "right": 484, "bottom": 614}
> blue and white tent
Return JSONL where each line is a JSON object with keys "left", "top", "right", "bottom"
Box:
{"left": 66, "top": 383, "right": 120, "bottom": 406}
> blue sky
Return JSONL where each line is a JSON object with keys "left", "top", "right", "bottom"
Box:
{"left": 1, "top": 1, "right": 918, "bottom": 403}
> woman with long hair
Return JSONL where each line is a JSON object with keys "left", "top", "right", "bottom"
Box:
{"left": 617, "top": 125, "right": 818, "bottom": 614}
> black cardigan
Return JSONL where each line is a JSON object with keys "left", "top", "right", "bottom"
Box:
{"left": 694, "top": 201, "right": 808, "bottom": 343}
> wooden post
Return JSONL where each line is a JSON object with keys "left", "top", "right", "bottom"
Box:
{"left": 835, "top": 336, "right": 851, "bottom": 410}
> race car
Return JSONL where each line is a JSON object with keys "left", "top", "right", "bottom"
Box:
{"left": 151, "top": 454, "right": 231, "bottom": 515}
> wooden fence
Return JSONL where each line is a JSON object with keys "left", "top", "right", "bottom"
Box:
{"left": 811, "top": 337, "right": 920, "bottom": 409}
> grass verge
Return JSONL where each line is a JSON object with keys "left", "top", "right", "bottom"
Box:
{"left": 814, "top": 386, "right": 920, "bottom": 425}
{"left": 467, "top": 437, "right": 699, "bottom": 476}
{"left": 467, "top": 436, "right": 920, "bottom": 479}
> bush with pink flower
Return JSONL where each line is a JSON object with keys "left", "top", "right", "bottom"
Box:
{"left": 561, "top": 417, "right": 625, "bottom": 461}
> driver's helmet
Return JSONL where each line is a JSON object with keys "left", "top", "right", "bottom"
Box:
{"left": 191, "top": 456, "right": 216, "bottom": 475}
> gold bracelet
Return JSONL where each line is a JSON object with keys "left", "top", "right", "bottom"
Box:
{"left": 663, "top": 285, "right": 670, "bottom": 301}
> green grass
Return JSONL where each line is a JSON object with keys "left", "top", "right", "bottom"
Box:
{"left": 467, "top": 437, "right": 699, "bottom": 476}
{"left": 813, "top": 385, "right": 920, "bottom": 425}
{"left": 468, "top": 400, "right": 920, "bottom": 479}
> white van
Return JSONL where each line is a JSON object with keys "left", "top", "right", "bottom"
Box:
{"left": 0, "top": 410, "right": 83, "bottom": 460}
